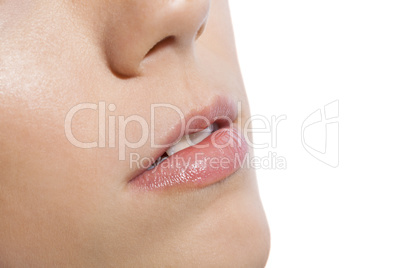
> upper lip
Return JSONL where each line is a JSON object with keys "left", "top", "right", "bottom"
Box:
{"left": 129, "top": 95, "right": 239, "bottom": 179}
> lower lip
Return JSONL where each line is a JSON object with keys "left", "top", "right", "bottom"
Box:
{"left": 131, "top": 127, "right": 248, "bottom": 191}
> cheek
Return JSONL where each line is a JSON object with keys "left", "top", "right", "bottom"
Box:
{"left": 0, "top": 106, "right": 132, "bottom": 264}
{"left": 0, "top": 58, "right": 161, "bottom": 261}
{"left": 0, "top": 86, "right": 103, "bottom": 256}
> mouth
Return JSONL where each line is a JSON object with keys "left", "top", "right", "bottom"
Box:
{"left": 129, "top": 96, "right": 249, "bottom": 191}
{"left": 146, "top": 122, "right": 220, "bottom": 171}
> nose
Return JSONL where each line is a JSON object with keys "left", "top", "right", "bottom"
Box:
{"left": 104, "top": 0, "right": 211, "bottom": 77}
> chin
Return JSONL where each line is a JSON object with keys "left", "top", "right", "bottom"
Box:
{"left": 146, "top": 169, "right": 270, "bottom": 267}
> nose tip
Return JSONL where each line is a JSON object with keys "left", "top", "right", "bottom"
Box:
{"left": 104, "top": 0, "right": 211, "bottom": 77}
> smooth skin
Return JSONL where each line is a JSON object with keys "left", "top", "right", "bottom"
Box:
{"left": 0, "top": 0, "right": 270, "bottom": 267}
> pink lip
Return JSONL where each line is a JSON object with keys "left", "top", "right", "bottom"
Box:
{"left": 133, "top": 127, "right": 248, "bottom": 190}
{"left": 129, "top": 96, "right": 248, "bottom": 191}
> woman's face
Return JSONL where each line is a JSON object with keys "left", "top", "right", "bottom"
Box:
{"left": 0, "top": 0, "right": 269, "bottom": 266}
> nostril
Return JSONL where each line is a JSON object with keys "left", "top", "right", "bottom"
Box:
{"left": 195, "top": 22, "right": 207, "bottom": 40}
{"left": 144, "top": 36, "right": 176, "bottom": 58}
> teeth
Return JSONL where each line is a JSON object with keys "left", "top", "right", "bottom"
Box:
{"left": 166, "top": 124, "right": 215, "bottom": 156}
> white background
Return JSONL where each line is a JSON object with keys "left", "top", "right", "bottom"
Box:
{"left": 230, "top": 1, "right": 402, "bottom": 267}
